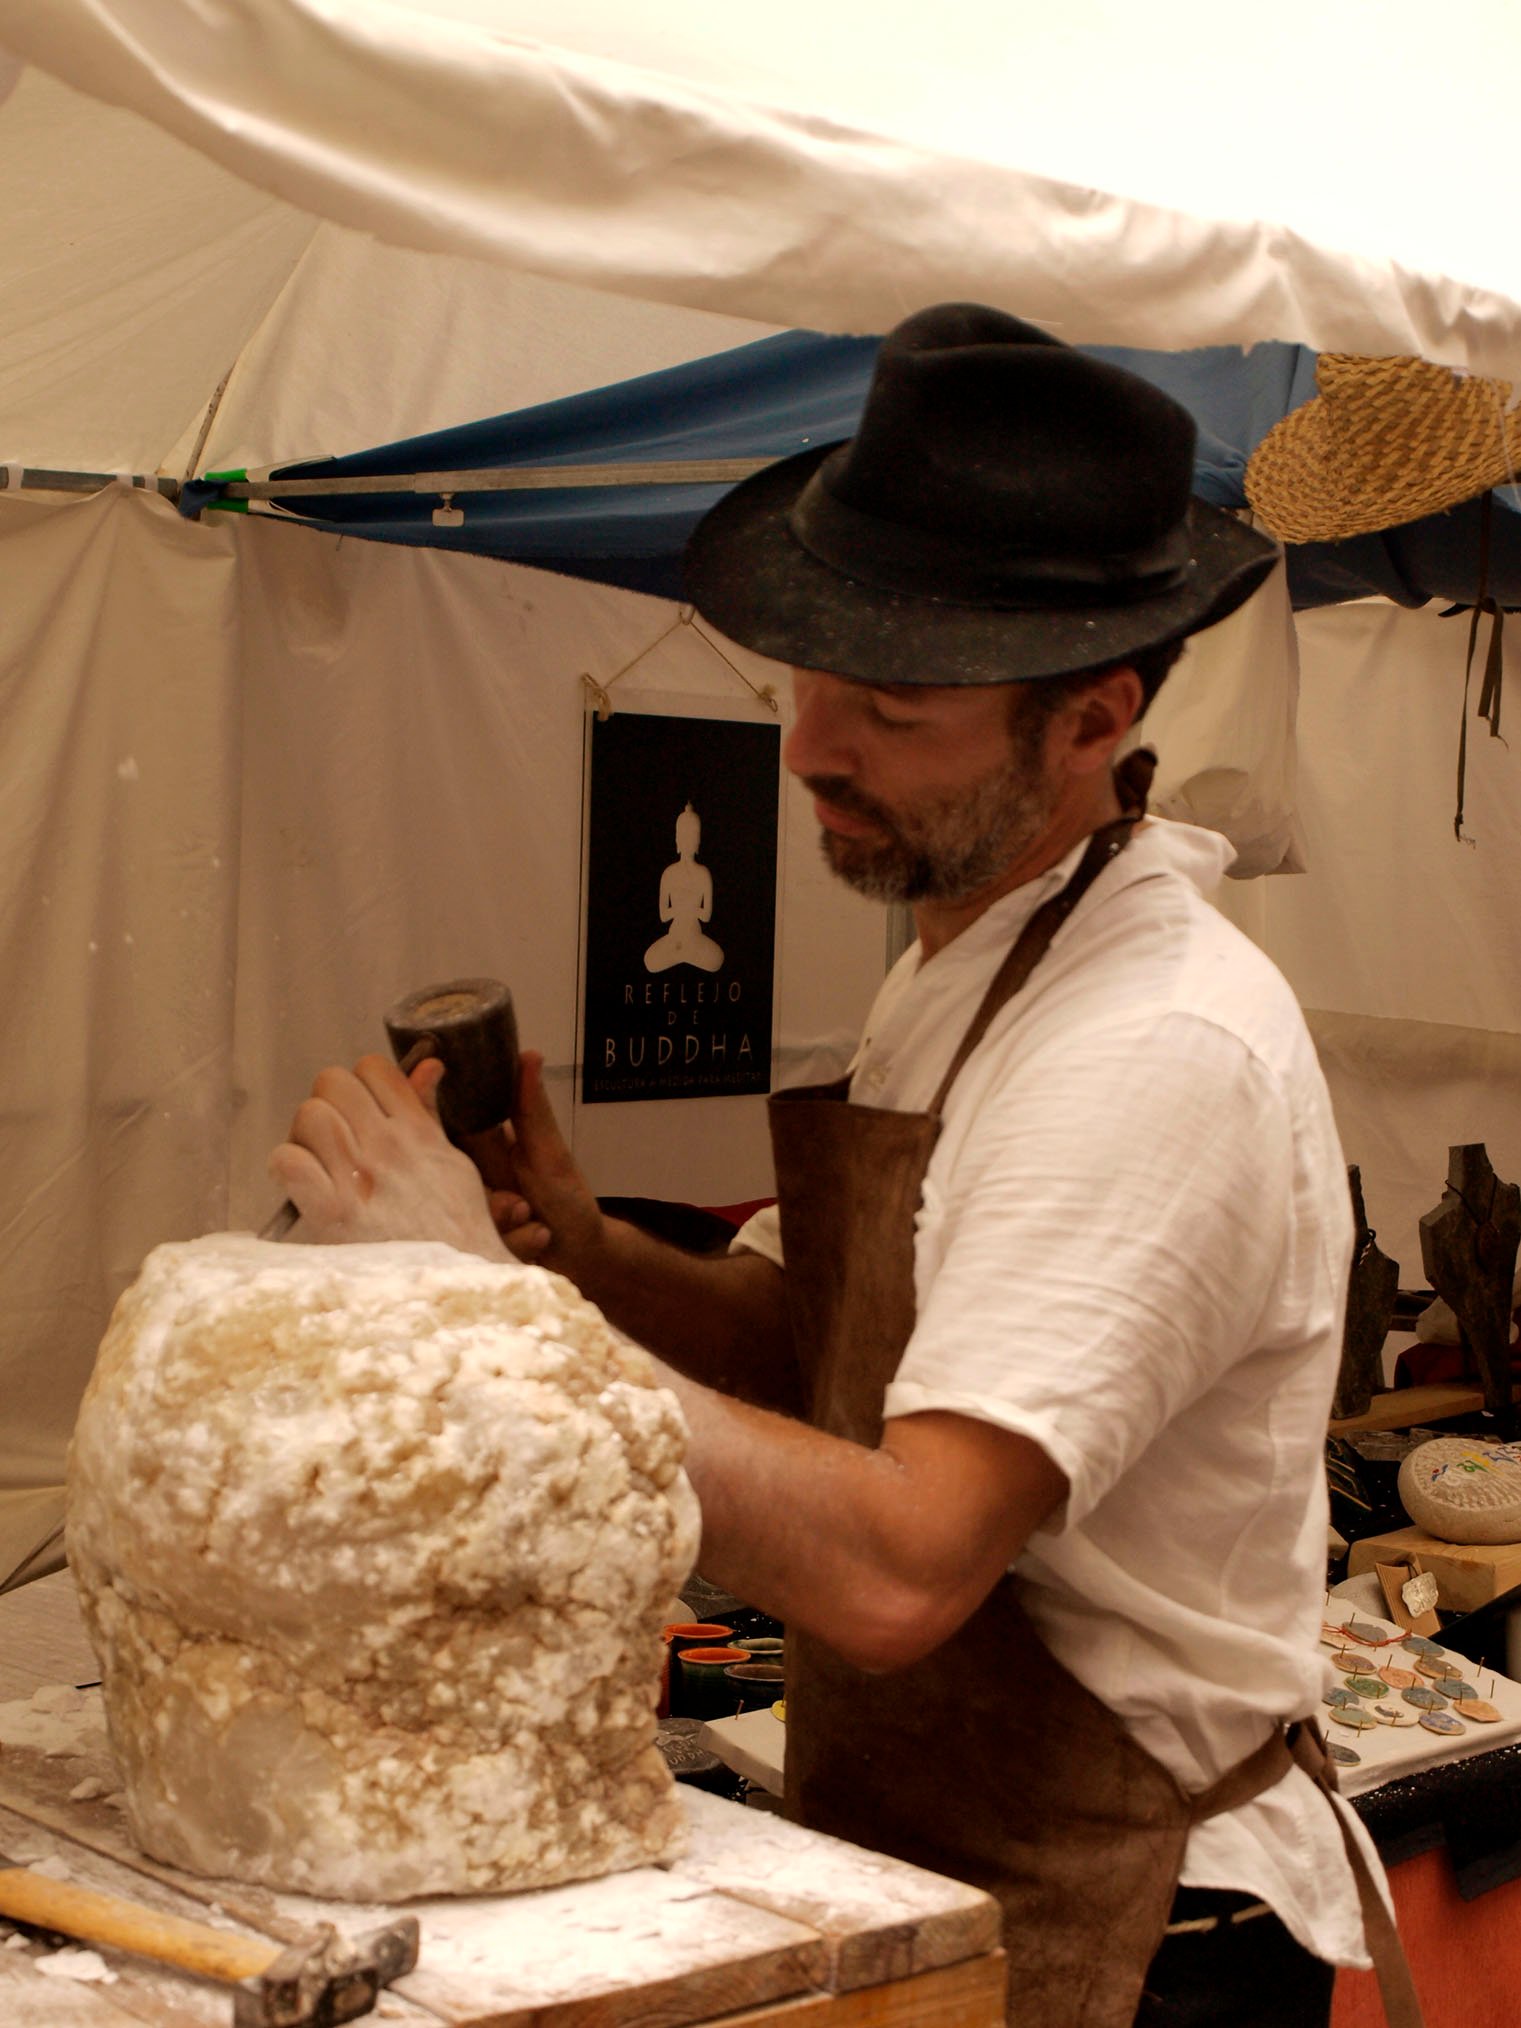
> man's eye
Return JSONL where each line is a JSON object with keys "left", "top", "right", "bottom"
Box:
{"left": 867, "top": 691, "right": 920, "bottom": 727}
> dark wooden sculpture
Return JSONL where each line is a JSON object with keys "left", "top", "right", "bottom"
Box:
{"left": 1418, "top": 1142, "right": 1521, "bottom": 1434}
{"left": 1333, "top": 1166, "right": 1400, "bottom": 1420}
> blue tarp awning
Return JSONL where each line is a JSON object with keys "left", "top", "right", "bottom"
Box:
{"left": 184, "top": 330, "right": 1521, "bottom": 612}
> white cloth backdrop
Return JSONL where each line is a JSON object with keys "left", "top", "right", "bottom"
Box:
{"left": 0, "top": 490, "right": 887, "bottom": 1585}
{"left": 1218, "top": 601, "right": 1521, "bottom": 1283}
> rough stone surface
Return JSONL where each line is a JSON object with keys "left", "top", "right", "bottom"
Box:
{"left": 66, "top": 1235, "right": 700, "bottom": 1901}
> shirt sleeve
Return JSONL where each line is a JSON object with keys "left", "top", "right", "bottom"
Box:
{"left": 882, "top": 1007, "right": 1297, "bottom": 1529}
{"left": 730, "top": 1202, "right": 785, "bottom": 1269}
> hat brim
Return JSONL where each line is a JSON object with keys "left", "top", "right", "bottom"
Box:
{"left": 683, "top": 444, "right": 1279, "bottom": 685}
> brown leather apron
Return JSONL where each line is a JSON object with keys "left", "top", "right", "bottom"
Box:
{"left": 768, "top": 801, "right": 1422, "bottom": 2028}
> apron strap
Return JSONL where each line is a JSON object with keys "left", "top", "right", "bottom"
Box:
{"left": 1289, "top": 1721, "right": 1426, "bottom": 2028}
{"left": 1190, "top": 1721, "right": 1424, "bottom": 2028}
{"left": 926, "top": 748, "right": 1156, "bottom": 1120}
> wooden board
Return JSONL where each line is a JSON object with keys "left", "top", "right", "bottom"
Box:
{"left": 706, "top": 1952, "right": 1006, "bottom": 2025}
{"left": 392, "top": 1868, "right": 829, "bottom": 2026}
{"left": 673, "top": 1791, "right": 999, "bottom": 1994}
{"left": 1329, "top": 1380, "right": 1521, "bottom": 1436}
{"left": 1347, "top": 1526, "right": 1521, "bottom": 1613}
{"left": 0, "top": 1950, "right": 148, "bottom": 2028}
{"left": 0, "top": 1668, "right": 1001, "bottom": 2028}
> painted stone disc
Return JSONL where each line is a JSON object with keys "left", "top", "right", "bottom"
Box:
{"left": 1327, "top": 1743, "right": 1363, "bottom": 1766}
{"left": 1342, "top": 1620, "right": 1387, "bottom": 1643}
{"left": 1344, "top": 1676, "right": 1385, "bottom": 1697}
{"left": 1416, "top": 1655, "right": 1463, "bottom": 1681}
{"left": 1450, "top": 1698, "right": 1502, "bottom": 1723}
{"left": 1377, "top": 1666, "right": 1421, "bottom": 1689}
{"left": 1402, "top": 1636, "right": 1443, "bottom": 1657}
{"left": 1372, "top": 1704, "right": 1417, "bottom": 1727}
{"left": 1333, "top": 1708, "right": 1379, "bottom": 1731}
{"left": 1330, "top": 1651, "right": 1374, "bottom": 1673}
{"left": 1419, "top": 1711, "right": 1467, "bottom": 1736}
{"left": 1402, "top": 1686, "right": 1448, "bottom": 1709}
{"left": 1325, "top": 1688, "right": 1363, "bottom": 1708}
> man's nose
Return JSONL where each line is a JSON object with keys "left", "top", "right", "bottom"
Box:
{"left": 783, "top": 671, "right": 855, "bottom": 781}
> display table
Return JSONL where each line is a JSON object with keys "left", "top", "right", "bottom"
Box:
{"left": 703, "top": 1612, "right": 1521, "bottom": 2028}
{"left": 0, "top": 1575, "right": 1004, "bottom": 2026}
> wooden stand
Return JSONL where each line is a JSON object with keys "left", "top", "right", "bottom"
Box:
{"left": 1418, "top": 1143, "right": 1520, "bottom": 1434}
{"left": 1333, "top": 1166, "right": 1400, "bottom": 1421}
{"left": 1347, "top": 1525, "right": 1521, "bottom": 1617}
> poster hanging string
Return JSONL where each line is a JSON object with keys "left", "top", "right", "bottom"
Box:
{"left": 580, "top": 607, "right": 778, "bottom": 721}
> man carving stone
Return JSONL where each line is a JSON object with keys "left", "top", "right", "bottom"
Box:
{"left": 273, "top": 307, "right": 1411, "bottom": 2026}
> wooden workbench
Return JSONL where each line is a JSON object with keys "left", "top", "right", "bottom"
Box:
{"left": 0, "top": 1576, "right": 1004, "bottom": 2026}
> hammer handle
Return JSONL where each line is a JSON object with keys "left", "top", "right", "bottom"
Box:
{"left": 0, "top": 1864, "right": 280, "bottom": 1983}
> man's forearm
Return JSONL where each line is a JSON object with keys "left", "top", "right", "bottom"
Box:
{"left": 653, "top": 1366, "right": 1069, "bottom": 1672}
{"left": 576, "top": 1219, "right": 802, "bottom": 1414}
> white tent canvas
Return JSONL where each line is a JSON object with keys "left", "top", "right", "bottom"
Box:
{"left": 3, "top": 2, "right": 1521, "bottom": 1587}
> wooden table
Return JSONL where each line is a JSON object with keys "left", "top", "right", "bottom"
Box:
{"left": 0, "top": 1577, "right": 1004, "bottom": 2026}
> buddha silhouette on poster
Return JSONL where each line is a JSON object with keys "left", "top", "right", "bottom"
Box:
{"left": 583, "top": 712, "right": 778, "bottom": 1103}
{"left": 644, "top": 803, "right": 724, "bottom": 975}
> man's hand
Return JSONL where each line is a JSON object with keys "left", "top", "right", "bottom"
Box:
{"left": 269, "top": 1054, "right": 508, "bottom": 1259}
{"left": 488, "top": 1052, "right": 610, "bottom": 1280}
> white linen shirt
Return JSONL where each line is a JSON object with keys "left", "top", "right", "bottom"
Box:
{"left": 736, "top": 816, "right": 1384, "bottom": 1967}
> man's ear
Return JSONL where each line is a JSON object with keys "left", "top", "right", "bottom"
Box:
{"left": 1058, "top": 666, "right": 1144, "bottom": 778}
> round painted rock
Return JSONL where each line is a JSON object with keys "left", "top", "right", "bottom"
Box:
{"left": 1377, "top": 1666, "right": 1421, "bottom": 1690}
{"left": 1399, "top": 1437, "right": 1521, "bottom": 1545}
{"left": 1342, "top": 1620, "right": 1388, "bottom": 1644}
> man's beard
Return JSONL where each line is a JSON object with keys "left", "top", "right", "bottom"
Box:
{"left": 803, "top": 721, "right": 1059, "bottom": 905}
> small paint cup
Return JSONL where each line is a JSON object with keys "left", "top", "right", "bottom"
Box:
{"left": 723, "top": 1661, "right": 786, "bottom": 1713}
{"left": 677, "top": 1646, "right": 752, "bottom": 1718}
{"left": 662, "top": 1625, "right": 735, "bottom": 1715}
{"left": 736, "top": 1636, "right": 785, "bottom": 1660}
{"left": 663, "top": 1622, "right": 735, "bottom": 1651}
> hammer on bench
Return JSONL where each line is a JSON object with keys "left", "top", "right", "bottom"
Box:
{"left": 263, "top": 974, "right": 519, "bottom": 1239}
{"left": 0, "top": 1853, "right": 420, "bottom": 2025}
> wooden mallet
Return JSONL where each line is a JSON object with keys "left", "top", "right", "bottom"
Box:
{"left": 262, "top": 973, "right": 519, "bottom": 1239}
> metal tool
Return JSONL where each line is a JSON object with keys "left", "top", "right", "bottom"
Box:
{"left": 262, "top": 974, "right": 519, "bottom": 1239}
{"left": 0, "top": 1852, "right": 419, "bottom": 2026}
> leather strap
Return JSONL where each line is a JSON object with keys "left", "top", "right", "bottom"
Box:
{"left": 1295, "top": 1724, "right": 1426, "bottom": 2028}
{"left": 1187, "top": 1724, "right": 1296, "bottom": 1824}
{"left": 1187, "top": 1722, "right": 1422, "bottom": 2026}
{"left": 927, "top": 749, "right": 1157, "bottom": 1120}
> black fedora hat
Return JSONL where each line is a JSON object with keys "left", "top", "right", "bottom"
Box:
{"left": 683, "top": 303, "right": 1278, "bottom": 685}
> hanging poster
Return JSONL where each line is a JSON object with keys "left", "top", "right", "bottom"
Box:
{"left": 582, "top": 710, "right": 779, "bottom": 1103}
